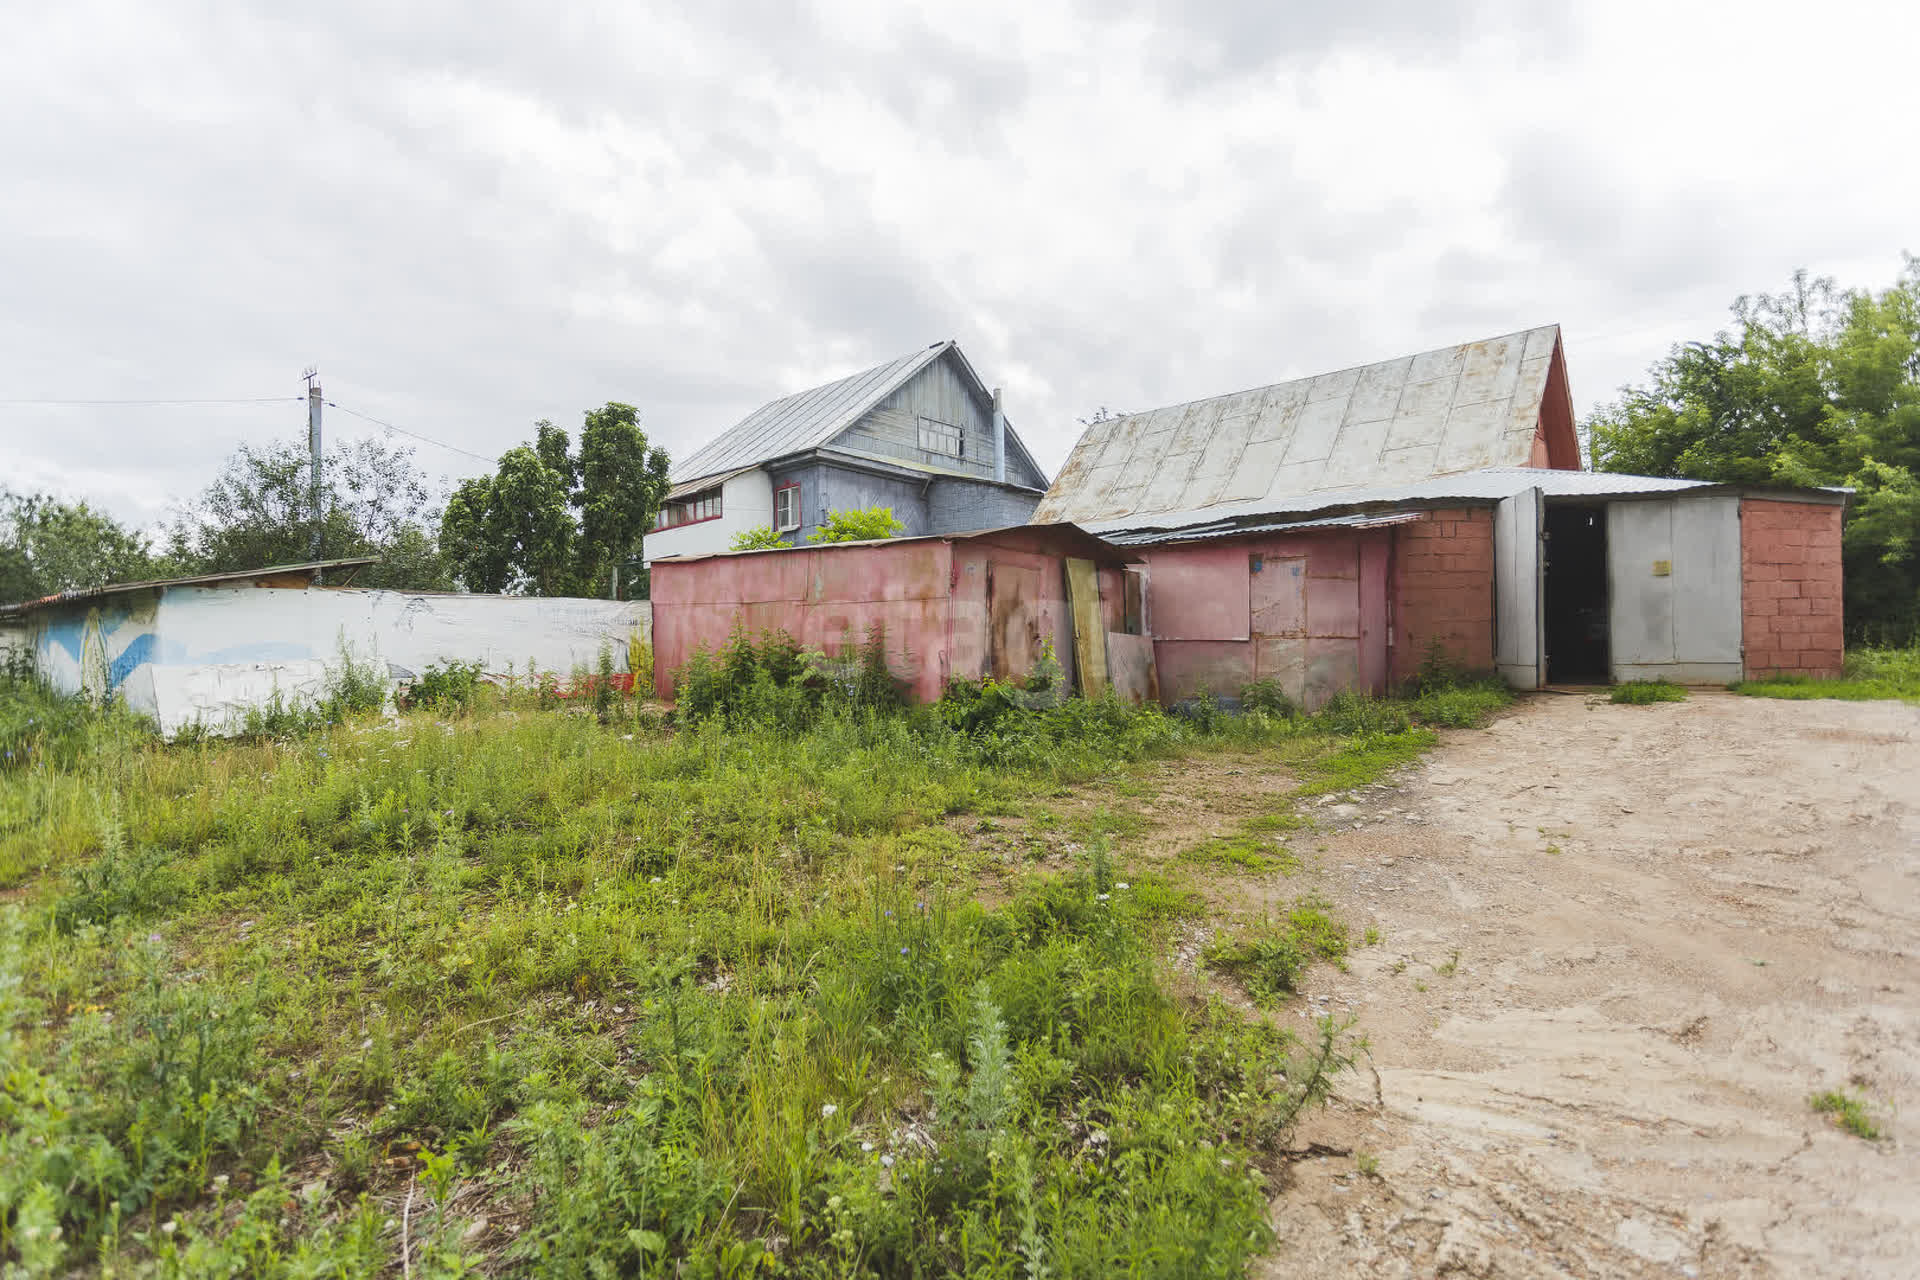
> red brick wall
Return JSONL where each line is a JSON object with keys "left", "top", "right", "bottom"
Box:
{"left": 1740, "top": 499, "right": 1844, "bottom": 678}
{"left": 1392, "top": 507, "right": 1495, "bottom": 683}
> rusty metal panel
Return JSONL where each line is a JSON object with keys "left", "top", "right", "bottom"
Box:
{"left": 1358, "top": 533, "right": 1391, "bottom": 693}
{"left": 1252, "top": 635, "right": 1307, "bottom": 700}
{"left": 1064, "top": 557, "right": 1109, "bottom": 697}
{"left": 1106, "top": 632, "right": 1159, "bottom": 704}
{"left": 1308, "top": 574, "right": 1361, "bottom": 639}
{"left": 1304, "top": 637, "right": 1361, "bottom": 708}
{"left": 1154, "top": 640, "right": 1253, "bottom": 703}
{"left": 1142, "top": 544, "right": 1252, "bottom": 641}
{"left": 1250, "top": 556, "right": 1306, "bottom": 635}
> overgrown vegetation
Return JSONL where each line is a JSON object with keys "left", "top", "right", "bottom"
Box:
{"left": 0, "top": 634, "right": 1517, "bottom": 1275}
{"left": 1731, "top": 645, "right": 1920, "bottom": 703}
{"left": 1203, "top": 898, "right": 1351, "bottom": 1005}
{"left": 1609, "top": 679, "right": 1690, "bottom": 705}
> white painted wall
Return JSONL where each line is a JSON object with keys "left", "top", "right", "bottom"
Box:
{"left": 22, "top": 585, "right": 652, "bottom": 736}
{"left": 644, "top": 469, "right": 774, "bottom": 563}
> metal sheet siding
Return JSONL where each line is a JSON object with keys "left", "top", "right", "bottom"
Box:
{"left": 1606, "top": 495, "right": 1743, "bottom": 682}
{"left": 1494, "top": 488, "right": 1544, "bottom": 689}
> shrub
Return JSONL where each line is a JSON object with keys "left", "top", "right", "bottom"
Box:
{"left": 405, "top": 659, "right": 484, "bottom": 712}
{"left": 813, "top": 506, "right": 905, "bottom": 544}
{"left": 1239, "top": 678, "right": 1297, "bottom": 718}
{"left": 728, "top": 525, "right": 792, "bottom": 551}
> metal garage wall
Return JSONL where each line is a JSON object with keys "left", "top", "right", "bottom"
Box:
{"left": 1607, "top": 495, "right": 1743, "bottom": 682}
{"left": 1494, "top": 487, "right": 1544, "bottom": 689}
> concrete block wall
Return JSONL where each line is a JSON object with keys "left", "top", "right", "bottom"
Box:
{"left": 1392, "top": 507, "right": 1496, "bottom": 683}
{"left": 928, "top": 478, "right": 1043, "bottom": 533}
{"left": 1740, "top": 499, "right": 1844, "bottom": 678}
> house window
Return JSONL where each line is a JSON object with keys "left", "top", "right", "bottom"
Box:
{"left": 774, "top": 483, "right": 800, "bottom": 532}
{"left": 917, "top": 415, "right": 964, "bottom": 458}
{"left": 654, "top": 488, "right": 722, "bottom": 529}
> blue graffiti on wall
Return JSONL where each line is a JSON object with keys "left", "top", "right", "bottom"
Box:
{"left": 107, "top": 633, "right": 158, "bottom": 692}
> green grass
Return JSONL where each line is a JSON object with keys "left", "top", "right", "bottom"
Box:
{"left": 1178, "top": 833, "right": 1298, "bottom": 874}
{"left": 1610, "top": 679, "right": 1689, "bottom": 705}
{"left": 1810, "top": 1089, "right": 1883, "bottom": 1141}
{"left": 0, "top": 667, "right": 1402, "bottom": 1278}
{"left": 1732, "top": 645, "right": 1920, "bottom": 703}
{"left": 1202, "top": 898, "right": 1350, "bottom": 1005}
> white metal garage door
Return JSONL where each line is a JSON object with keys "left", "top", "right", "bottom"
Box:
{"left": 1606, "top": 495, "right": 1743, "bottom": 683}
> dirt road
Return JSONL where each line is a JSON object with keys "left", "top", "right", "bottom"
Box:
{"left": 1266, "top": 692, "right": 1920, "bottom": 1279}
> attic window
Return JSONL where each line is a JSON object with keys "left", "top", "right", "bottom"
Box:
{"left": 917, "top": 416, "right": 964, "bottom": 459}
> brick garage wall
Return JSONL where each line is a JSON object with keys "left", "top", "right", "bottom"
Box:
{"left": 1740, "top": 499, "right": 1844, "bottom": 678}
{"left": 1392, "top": 507, "right": 1495, "bottom": 684}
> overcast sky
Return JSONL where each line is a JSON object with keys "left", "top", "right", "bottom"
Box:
{"left": 3, "top": 0, "right": 1914, "bottom": 529}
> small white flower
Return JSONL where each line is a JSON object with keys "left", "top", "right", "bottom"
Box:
{"left": 821, "top": 1103, "right": 838, "bottom": 1118}
{"left": 880, "top": 1154, "right": 895, "bottom": 1168}
{"left": 1116, "top": 882, "right": 1130, "bottom": 890}
{"left": 161, "top": 1220, "right": 177, "bottom": 1236}
{"left": 861, "top": 1141, "right": 874, "bottom": 1152}
{"left": 1097, "top": 893, "right": 1110, "bottom": 902}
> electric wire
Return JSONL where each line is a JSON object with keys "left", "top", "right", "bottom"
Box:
{"left": 325, "top": 401, "right": 496, "bottom": 464}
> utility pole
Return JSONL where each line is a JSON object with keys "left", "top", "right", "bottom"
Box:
{"left": 304, "top": 367, "right": 323, "bottom": 580}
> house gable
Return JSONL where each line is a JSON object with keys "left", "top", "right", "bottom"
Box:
{"left": 829, "top": 347, "right": 1049, "bottom": 490}
{"left": 670, "top": 341, "right": 1049, "bottom": 493}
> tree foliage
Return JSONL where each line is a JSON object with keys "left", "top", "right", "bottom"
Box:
{"left": 813, "top": 506, "right": 906, "bottom": 544}
{"left": 1588, "top": 260, "right": 1920, "bottom": 642}
{"left": 0, "top": 491, "right": 157, "bottom": 604}
{"left": 167, "top": 437, "right": 453, "bottom": 591}
{"left": 441, "top": 404, "right": 670, "bottom": 596}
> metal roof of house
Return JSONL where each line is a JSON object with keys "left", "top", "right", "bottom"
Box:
{"left": 0, "top": 557, "right": 379, "bottom": 618}
{"left": 674, "top": 341, "right": 999, "bottom": 486}
{"left": 1035, "top": 325, "right": 1567, "bottom": 526}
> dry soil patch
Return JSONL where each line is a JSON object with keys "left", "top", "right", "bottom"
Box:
{"left": 1262, "top": 692, "right": 1920, "bottom": 1279}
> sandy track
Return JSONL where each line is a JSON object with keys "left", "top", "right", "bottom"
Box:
{"left": 1262, "top": 692, "right": 1920, "bottom": 1279}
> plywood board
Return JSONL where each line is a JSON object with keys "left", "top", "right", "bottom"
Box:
{"left": 1064, "top": 557, "right": 1109, "bottom": 698}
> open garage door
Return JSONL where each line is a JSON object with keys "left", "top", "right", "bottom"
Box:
{"left": 1494, "top": 486, "right": 1545, "bottom": 689}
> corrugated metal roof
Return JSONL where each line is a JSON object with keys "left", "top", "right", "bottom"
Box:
{"left": 0, "top": 557, "right": 380, "bottom": 617}
{"left": 671, "top": 342, "right": 953, "bottom": 484}
{"left": 1102, "top": 510, "right": 1427, "bottom": 547}
{"left": 1081, "top": 466, "right": 1846, "bottom": 540}
{"left": 1035, "top": 325, "right": 1565, "bottom": 525}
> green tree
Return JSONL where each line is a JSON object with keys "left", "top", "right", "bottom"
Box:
{"left": 441, "top": 403, "right": 672, "bottom": 596}
{"left": 0, "top": 490, "right": 156, "bottom": 604}
{"left": 575, "top": 403, "right": 672, "bottom": 592}
{"left": 729, "top": 525, "right": 793, "bottom": 552}
{"left": 166, "top": 437, "right": 453, "bottom": 591}
{"left": 814, "top": 506, "right": 906, "bottom": 544}
{"left": 1588, "top": 260, "right": 1920, "bottom": 643}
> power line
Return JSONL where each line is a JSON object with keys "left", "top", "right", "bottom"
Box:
{"left": 0, "top": 396, "right": 298, "bottom": 406}
{"left": 325, "top": 401, "right": 496, "bottom": 464}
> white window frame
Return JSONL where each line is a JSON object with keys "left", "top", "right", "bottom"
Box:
{"left": 774, "top": 483, "right": 800, "bottom": 532}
